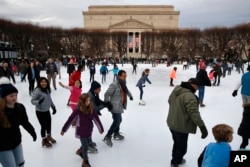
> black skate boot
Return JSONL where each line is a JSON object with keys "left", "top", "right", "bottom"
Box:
{"left": 103, "top": 135, "right": 113, "bottom": 147}
{"left": 113, "top": 132, "right": 125, "bottom": 140}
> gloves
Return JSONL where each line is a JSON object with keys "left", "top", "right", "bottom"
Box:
{"left": 104, "top": 101, "right": 113, "bottom": 111}
{"left": 142, "top": 84, "right": 146, "bottom": 87}
{"left": 232, "top": 90, "right": 238, "bottom": 97}
{"left": 130, "top": 97, "right": 133, "bottom": 101}
{"left": 31, "top": 131, "right": 37, "bottom": 141}
{"left": 52, "top": 107, "right": 57, "bottom": 115}
{"left": 199, "top": 126, "right": 208, "bottom": 139}
{"left": 38, "top": 98, "right": 44, "bottom": 105}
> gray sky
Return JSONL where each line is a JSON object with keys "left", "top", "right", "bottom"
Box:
{"left": 0, "top": 0, "right": 249, "bottom": 29}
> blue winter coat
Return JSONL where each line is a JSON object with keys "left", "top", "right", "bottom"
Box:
{"left": 201, "top": 142, "right": 231, "bottom": 167}
{"left": 241, "top": 72, "right": 250, "bottom": 96}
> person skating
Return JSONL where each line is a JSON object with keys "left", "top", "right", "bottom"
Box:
{"left": 167, "top": 78, "right": 208, "bottom": 167}
{"left": 196, "top": 64, "right": 211, "bottom": 107}
{"left": 103, "top": 70, "right": 133, "bottom": 147}
{"left": 0, "top": 77, "right": 37, "bottom": 167}
{"left": 169, "top": 67, "right": 177, "bottom": 86}
{"left": 61, "top": 93, "right": 104, "bottom": 167}
{"left": 232, "top": 65, "right": 250, "bottom": 149}
{"left": 31, "top": 77, "right": 57, "bottom": 148}
{"left": 136, "top": 68, "right": 152, "bottom": 105}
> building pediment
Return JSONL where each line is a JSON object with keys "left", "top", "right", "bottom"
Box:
{"left": 109, "top": 18, "right": 153, "bottom": 29}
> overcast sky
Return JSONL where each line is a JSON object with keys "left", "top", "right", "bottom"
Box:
{"left": 0, "top": 0, "right": 249, "bottom": 29}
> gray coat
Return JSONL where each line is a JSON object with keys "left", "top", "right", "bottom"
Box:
{"left": 104, "top": 80, "right": 133, "bottom": 113}
{"left": 31, "top": 88, "right": 55, "bottom": 112}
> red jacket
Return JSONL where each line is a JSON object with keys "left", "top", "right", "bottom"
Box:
{"left": 69, "top": 70, "right": 81, "bottom": 86}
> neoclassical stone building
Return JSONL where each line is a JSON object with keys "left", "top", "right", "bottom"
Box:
{"left": 82, "top": 5, "right": 180, "bottom": 57}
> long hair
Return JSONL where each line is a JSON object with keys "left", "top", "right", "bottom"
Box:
{"left": 77, "top": 93, "right": 93, "bottom": 114}
{"left": 141, "top": 68, "right": 150, "bottom": 76}
{"left": 36, "top": 77, "right": 51, "bottom": 93}
{"left": 0, "top": 98, "right": 10, "bottom": 127}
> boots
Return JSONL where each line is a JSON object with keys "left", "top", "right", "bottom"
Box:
{"left": 42, "top": 138, "right": 52, "bottom": 148}
{"left": 82, "top": 159, "right": 91, "bottom": 167}
{"left": 47, "top": 135, "right": 56, "bottom": 144}
{"left": 199, "top": 102, "right": 205, "bottom": 107}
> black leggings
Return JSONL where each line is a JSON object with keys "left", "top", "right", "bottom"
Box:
{"left": 36, "top": 111, "right": 51, "bottom": 138}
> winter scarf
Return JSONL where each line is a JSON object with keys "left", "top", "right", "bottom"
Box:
{"left": 118, "top": 78, "right": 129, "bottom": 94}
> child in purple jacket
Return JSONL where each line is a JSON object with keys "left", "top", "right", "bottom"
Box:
{"left": 61, "top": 93, "right": 104, "bottom": 167}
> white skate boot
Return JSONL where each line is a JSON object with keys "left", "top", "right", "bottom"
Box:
{"left": 139, "top": 100, "right": 145, "bottom": 106}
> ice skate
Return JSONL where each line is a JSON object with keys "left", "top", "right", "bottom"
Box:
{"left": 139, "top": 100, "right": 145, "bottom": 106}
{"left": 88, "top": 145, "right": 98, "bottom": 153}
{"left": 103, "top": 136, "right": 113, "bottom": 147}
{"left": 113, "top": 132, "right": 125, "bottom": 140}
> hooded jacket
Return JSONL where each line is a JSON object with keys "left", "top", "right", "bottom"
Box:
{"left": 167, "top": 82, "right": 205, "bottom": 133}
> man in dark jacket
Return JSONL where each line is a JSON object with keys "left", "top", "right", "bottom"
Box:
{"left": 196, "top": 65, "right": 211, "bottom": 107}
{"left": 0, "top": 61, "right": 16, "bottom": 84}
{"left": 167, "top": 78, "right": 208, "bottom": 167}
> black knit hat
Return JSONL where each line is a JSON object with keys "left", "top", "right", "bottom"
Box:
{"left": 0, "top": 84, "right": 18, "bottom": 97}
{"left": 91, "top": 81, "right": 101, "bottom": 90}
{"left": 188, "top": 78, "right": 198, "bottom": 85}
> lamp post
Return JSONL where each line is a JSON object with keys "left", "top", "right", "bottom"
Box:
{"left": 30, "top": 44, "right": 34, "bottom": 59}
{"left": 47, "top": 46, "right": 50, "bottom": 57}
{"left": 141, "top": 43, "right": 143, "bottom": 63}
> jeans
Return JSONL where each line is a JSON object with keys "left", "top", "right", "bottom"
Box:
{"left": 80, "top": 137, "right": 91, "bottom": 160}
{"left": 107, "top": 113, "right": 122, "bottom": 136}
{"left": 139, "top": 86, "right": 143, "bottom": 100}
{"left": 0, "top": 144, "right": 25, "bottom": 167}
{"left": 101, "top": 74, "right": 106, "bottom": 83}
{"left": 198, "top": 86, "right": 205, "bottom": 103}
{"left": 170, "top": 129, "right": 189, "bottom": 165}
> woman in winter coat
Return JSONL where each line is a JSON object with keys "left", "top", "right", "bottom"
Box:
{"left": 0, "top": 77, "right": 36, "bottom": 167}
{"left": 136, "top": 68, "right": 152, "bottom": 105}
{"left": 31, "top": 77, "right": 57, "bottom": 148}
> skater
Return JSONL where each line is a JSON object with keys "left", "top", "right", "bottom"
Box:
{"left": 196, "top": 65, "right": 211, "bottom": 107}
{"left": 76, "top": 81, "right": 112, "bottom": 155}
{"left": 44, "top": 58, "right": 58, "bottom": 90}
{"left": 0, "top": 61, "right": 16, "bottom": 84}
{"left": 89, "top": 63, "right": 96, "bottom": 82}
{"left": 59, "top": 79, "right": 82, "bottom": 111}
{"left": 198, "top": 124, "right": 233, "bottom": 167}
{"left": 0, "top": 77, "right": 37, "bottom": 167}
{"left": 232, "top": 65, "right": 250, "bottom": 149}
{"left": 31, "top": 77, "right": 57, "bottom": 148}
{"left": 67, "top": 65, "right": 83, "bottom": 106}
{"left": 169, "top": 67, "right": 177, "bottom": 86}
{"left": 61, "top": 93, "right": 104, "bottom": 167}
{"left": 132, "top": 63, "right": 137, "bottom": 74}
{"left": 167, "top": 78, "right": 208, "bottom": 167}
{"left": 100, "top": 62, "right": 108, "bottom": 83}
{"left": 103, "top": 70, "right": 133, "bottom": 147}
{"left": 112, "top": 64, "right": 119, "bottom": 81}
{"left": 22, "top": 61, "right": 38, "bottom": 96}
{"left": 136, "top": 68, "right": 152, "bottom": 105}
{"left": 212, "top": 63, "right": 222, "bottom": 86}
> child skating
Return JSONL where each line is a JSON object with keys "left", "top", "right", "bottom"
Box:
{"left": 61, "top": 93, "right": 104, "bottom": 167}
{"left": 136, "top": 68, "right": 152, "bottom": 105}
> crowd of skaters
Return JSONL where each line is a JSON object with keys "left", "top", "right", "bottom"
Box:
{"left": 0, "top": 55, "right": 250, "bottom": 167}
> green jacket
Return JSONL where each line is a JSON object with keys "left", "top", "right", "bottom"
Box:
{"left": 167, "top": 83, "right": 205, "bottom": 134}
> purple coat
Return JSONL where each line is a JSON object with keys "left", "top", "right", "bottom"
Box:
{"left": 61, "top": 108, "right": 103, "bottom": 138}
